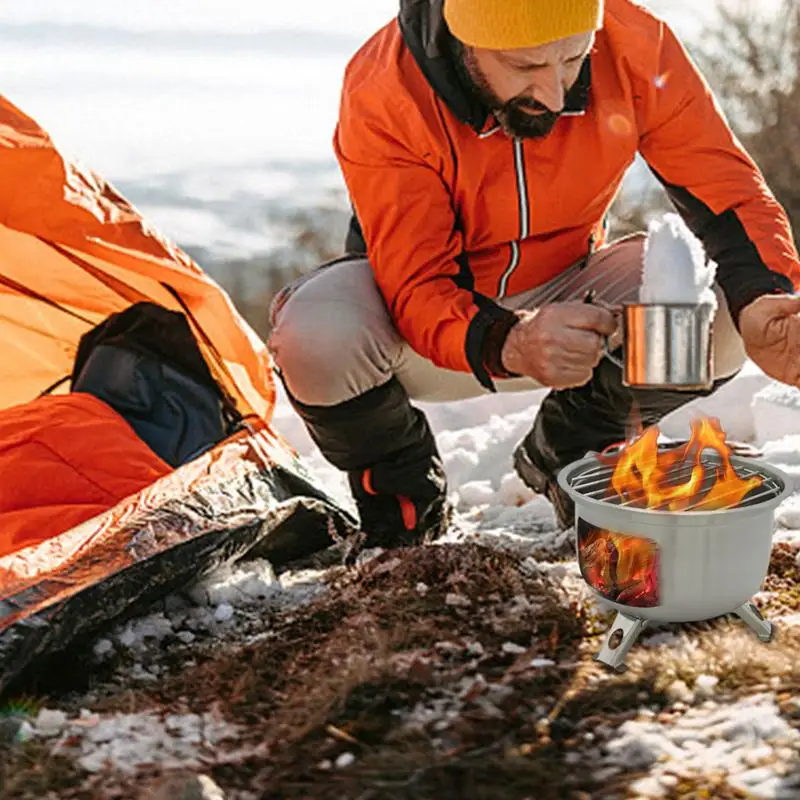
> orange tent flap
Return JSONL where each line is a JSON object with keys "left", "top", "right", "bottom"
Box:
{"left": 0, "top": 94, "right": 275, "bottom": 421}
{"left": 0, "top": 394, "right": 172, "bottom": 560}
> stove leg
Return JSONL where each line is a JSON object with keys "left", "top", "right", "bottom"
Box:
{"left": 594, "top": 611, "right": 648, "bottom": 673}
{"left": 734, "top": 601, "right": 774, "bottom": 643}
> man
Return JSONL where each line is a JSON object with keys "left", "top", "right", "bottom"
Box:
{"left": 269, "top": 0, "right": 800, "bottom": 552}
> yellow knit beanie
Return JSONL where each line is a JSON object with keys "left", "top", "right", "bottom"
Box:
{"left": 444, "top": 0, "right": 604, "bottom": 50}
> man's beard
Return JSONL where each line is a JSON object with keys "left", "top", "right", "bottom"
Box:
{"left": 456, "top": 44, "right": 563, "bottom": 140}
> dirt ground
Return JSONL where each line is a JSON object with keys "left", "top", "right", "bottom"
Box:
{"left": 4, "top": 542, "right": 800, "bottom": 799}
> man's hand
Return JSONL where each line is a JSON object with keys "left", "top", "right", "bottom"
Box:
{"left": 739, "top": 293, "right": 800, "bottom": 387}
{"left": 501, "top": 302, "right": 617, "bottom": 388}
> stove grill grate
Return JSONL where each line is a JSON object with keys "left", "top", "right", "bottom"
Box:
{"left": 568, "top": 455, "right": 783, "bottom": 512}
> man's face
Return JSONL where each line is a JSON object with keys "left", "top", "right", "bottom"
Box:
{"left": 460, "top": 32, "right": 595, "bottom": 139}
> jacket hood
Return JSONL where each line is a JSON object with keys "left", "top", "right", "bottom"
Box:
{"left": 398, "top": 0, "right": 593, "bottom": 133}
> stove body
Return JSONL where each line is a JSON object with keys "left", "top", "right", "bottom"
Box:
{"left": 558, "top": 454, "right": 792, "bottom": 671}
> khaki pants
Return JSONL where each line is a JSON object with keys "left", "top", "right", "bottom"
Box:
{"left": 268, "top": 235, "right": 746, "bottom": 407}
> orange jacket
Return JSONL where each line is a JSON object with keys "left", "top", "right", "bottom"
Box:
{"left": 334, "top": 0, "right": 800, "bottom": 389}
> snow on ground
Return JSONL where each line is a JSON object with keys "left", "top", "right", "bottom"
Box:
{"left": 598, "top": 694, "right": 800, "bottom": 799}
{"left": 15, "top": 361, "right": 800, "bottom": 788}
{"left": 25, "top": 708, "right": 240, "bottom": 774}
{"left": 86, "top": 562, "right": 329, "bottom": 689}
{"left": 269, "top": 359, "right": 800, "bottom": 554}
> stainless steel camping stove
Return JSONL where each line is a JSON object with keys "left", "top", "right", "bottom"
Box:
{"left": 557, "top": 453, "right": 792, "bottom": 672}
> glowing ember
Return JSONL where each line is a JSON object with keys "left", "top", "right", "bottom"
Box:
{"left": 578, "top": 522, "right": 660, "bottom": 607}
{"left": 605, "top": 417, "right": 762, "bottom": 511}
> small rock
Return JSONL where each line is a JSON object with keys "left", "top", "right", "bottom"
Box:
{"left": 117, "top": 627, "right": 137, "bottom": 648}
{"left": 214, "top": 603, "right": 235, "bottom": 623}
{"left": 434, "top": 641, "right": 461, "bottom": 656}
{"left": 465, "top": 641, "right": 485, "bottom": 657}
{"left": 630, "top": 776, "right": 666, "bottom": 798}
{"left": 151, "top": 774, "right": 226, "bottom": 800}
{"left": 519, "top": 558, "right": 539, "bottom": 576}
{"left": 530, "top": 658, "right": 556, "bottom": 668}
{"left": 317, "top": 760, "right": 332, "bottom": 771}
{"left": 694, "top": 674, "right": 719, "bottom": 698}
{"left": 460, "top": 674, "right": 488, "bottom": 701}
{"left": 335, "top": 752, "right": 356, "bottom": 769}
{"left": 86, "top": 719, "right": 118, "bottom": 744}
{"left": 510, "top": 594, "right": 532, "bottom": 610}
{"left": 502, "top": 642, "right": 527, "bottom": 655}
{"left": 93, "top": 639, "right": 114, "bottom": 657}
{"left": 415, "top": 582, "right": 429, "bottom": 595}
{"left": 34, "top": 709, "right": 68, "bottom": 737}
{"left": 130, "top": 664, "right": 158, "bottom": 683}
{"left": 445, "top": 593, "right": 472, "bottom": 608}
{"left": 666, "top": 680, "right": 694, "bottom": 705}
{"left": 177, "top": 631, "right": 196, "bottom": 645}
{"left": 487, "top": 683, "right": 514, "bottom": 703}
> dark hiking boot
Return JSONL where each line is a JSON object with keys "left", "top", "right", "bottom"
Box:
{"left": 285, "top": 377, "right": 450, "bottom": 564}
{"left": 513, "top": 440, "right": 575, "bottom": 531}
{"left": 345, "top": 456, "right": 450, "bottom": 563}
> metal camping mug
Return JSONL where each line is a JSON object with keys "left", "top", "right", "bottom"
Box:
{"left": 603, "top": 303, "right": 715, "bottom": 390}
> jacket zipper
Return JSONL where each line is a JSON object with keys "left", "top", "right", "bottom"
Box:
{"left": 497, "top": 138, "right": 530, "bottom": 298}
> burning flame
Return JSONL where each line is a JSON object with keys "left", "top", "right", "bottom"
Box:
{"left": 606, "top": 417, "right": 762, "bottom": 512}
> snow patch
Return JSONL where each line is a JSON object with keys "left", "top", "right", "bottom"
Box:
{"left": 30, "top": 709, "right": 238, "bottom": 774}
{"left": 599, "top": 694, "right": 799, "bottom": 797}
{"left": 660, "top": 360, "right": 771, "bottom": 443}
{"left": 753, "top": 383, "right": 800, "bottom": 450}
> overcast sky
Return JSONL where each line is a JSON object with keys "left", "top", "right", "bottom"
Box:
{"left": 0, "top": 0, "right": 397, "bottom": 35}
{"left": 0, "top": 0, "right": 743, "bottom": 36}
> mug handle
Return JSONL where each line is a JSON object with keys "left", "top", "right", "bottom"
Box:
{"left": 585, "top": 293, "right": 624, "bottom": 370}
{"left": 603, "top": 337, "right": 624, "bottom": 369}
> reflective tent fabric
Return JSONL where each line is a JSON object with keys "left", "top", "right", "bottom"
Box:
{"left": 0, "top": 419, "right": 355, "bottom": 697}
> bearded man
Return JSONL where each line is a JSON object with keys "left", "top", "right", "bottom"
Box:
{"left": 269, "top": 0, "right": 800, "bottom": 553}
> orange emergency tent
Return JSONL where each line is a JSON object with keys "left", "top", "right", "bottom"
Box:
{"left": 0, "top": 96, "right": 352, "bottom": 697}
{"left": 0, "top": 95, "right": 273, "bottom": 420}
